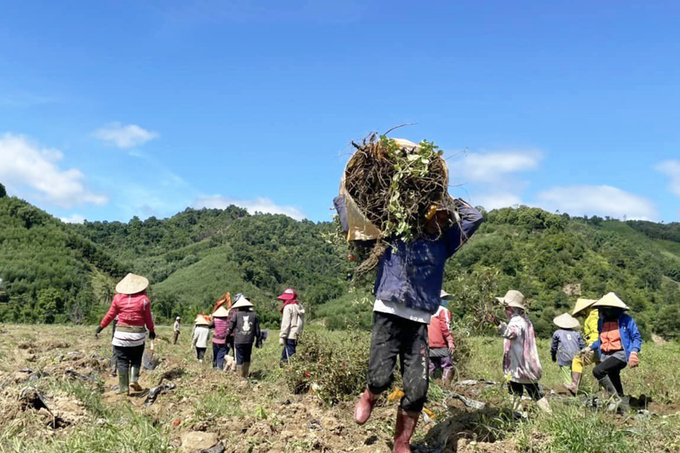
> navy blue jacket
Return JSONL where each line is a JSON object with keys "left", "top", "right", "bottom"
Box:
{"left": 373, "top": 201, "right": 483, "bottom": 314}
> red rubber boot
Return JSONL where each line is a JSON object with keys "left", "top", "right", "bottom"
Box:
{"left": 393, "top": 408, "right": 419, "bottom": 453}
{"left": 354, "top": 389, "right": 378, "bottom": 425}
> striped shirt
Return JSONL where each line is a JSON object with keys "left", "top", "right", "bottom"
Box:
{"left": 112, "top": 326, "right": 147, "bottom": 347}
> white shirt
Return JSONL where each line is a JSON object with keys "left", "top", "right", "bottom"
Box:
{"left": 373, "top": 299, "right": 431, "bottom": 324}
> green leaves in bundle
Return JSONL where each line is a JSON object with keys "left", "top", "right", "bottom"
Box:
{"left": 380, "top": 136, "right": 444, "bottom": 241}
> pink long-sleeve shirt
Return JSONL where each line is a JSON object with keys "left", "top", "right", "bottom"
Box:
{"left": 100, "top": 292, "right": 155, "bottom": 334}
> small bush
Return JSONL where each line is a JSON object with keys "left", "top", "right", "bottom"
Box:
{"left": 286, "top": 330, "right": 370, "bottom": 405}
{"left": 450, "top": 324, "right": 472, "bottom": 377}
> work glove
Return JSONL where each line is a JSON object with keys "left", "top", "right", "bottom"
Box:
{"left": 551, "top": 353, "right": 556, "bottom": 363}
{"left": 149, "top": 331, "right": 156, "bottom": 341}
{"left": 628, "top": 351, "right": 640, "bottom": 368}
{"left": 279, "top": 338, "right": 285, "bottom": 346}
{"left": 94, "top": 326, "right": 103, "bottom": 339}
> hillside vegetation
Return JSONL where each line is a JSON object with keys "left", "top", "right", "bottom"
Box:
{"left": 1, "top": 189, "right": 680, "bottom": 338}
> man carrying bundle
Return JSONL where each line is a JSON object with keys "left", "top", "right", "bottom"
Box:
{"left": 336, "top": 135, "right": 483, "bottom": 453}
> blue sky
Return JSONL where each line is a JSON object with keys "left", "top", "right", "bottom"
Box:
{"left": 1, "top": 1, "right": 679, "bottom": 223}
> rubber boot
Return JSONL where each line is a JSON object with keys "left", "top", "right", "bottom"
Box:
{"left": 617, "top": 395, "right": 630, "bottom": 414}
{"left": 354, "top": 389, "right": 379, "bottom": 425}
{"left": 116, "top": 369, "right": 129, "bottom": 395}
{"left": 442, "top": 369, "right": 454, "bottom": 388}
{"left": 129, "top": 366, "right": 143, "bottom": 392}
{"left": 393, "top": 408, "right": 419, "bottom": 453}
{"left": 236, "top": 365, "right": 242, "bottom": 378}
{"left": 242, "top": 362, "right": 250, "bottom": 379}
{"left": 598, "top": 376, "right": 621, "bottom": 411}
{"left": 536, "top": 397, "right": 553, "bottom": 414}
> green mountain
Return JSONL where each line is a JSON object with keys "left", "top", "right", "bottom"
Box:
{"left": 70, "top": 206, "right": 347, "bottom": 325}
{"left": 0, "top": 196, "right": 125, "bottom": 323}
{"left": 1, "top": 188, "right": 680, "bottom": 339}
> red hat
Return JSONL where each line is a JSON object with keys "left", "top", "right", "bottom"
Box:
{"left": 277, "top": 288, "right": 297, "bottom": 301}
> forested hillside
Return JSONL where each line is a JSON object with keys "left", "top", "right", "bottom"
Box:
{"left": 71, "top": 208, "right": 346, "bottom": 325}
{"left": 1, "top": 187, "right": 680, "bottom": 338}
{"left": 0, "top": 195, "right": 125, "bottom": 324}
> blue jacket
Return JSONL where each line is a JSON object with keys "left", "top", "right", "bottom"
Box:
{"left": 374, "top": 201, "right": 483, "bottom": 314}
{"left": 590, "top": 313, "right": 642, "bottom": 361}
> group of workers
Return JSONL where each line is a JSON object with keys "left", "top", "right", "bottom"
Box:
{"left": 93, "top": 174, "right": 644, "bottom": 453}
{"left": 95, "top": 274, "right": 305, "bottom": 395}
{"left": 188, "top": 288, "right": 306, "bottom": 376}
{"left": 427, "top": 285, "right": 642, "bottom": 419}
{"left": 333, "top": 168, "right": 644, "bottom": 453}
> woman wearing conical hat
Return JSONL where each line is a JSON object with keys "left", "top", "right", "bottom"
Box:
{"left": 225, "top": 297, "right": 262, "bottom": 378}
{"left": 582, "top": 293, "right": 642, "bottom": 413}
{"left": 96, "top": 273, "right": 156, "bottom": 395}
{"left": 211, "top": 301, "right": 232, "bottom": 371}
{"left": 191, "top": 315, "right": 211, "bottom": 362}
{"left": 550, "top": 313, "right": 586, "bottom": 391}
{"left": 564, "top": 298, "right": 599, "bottom": 395}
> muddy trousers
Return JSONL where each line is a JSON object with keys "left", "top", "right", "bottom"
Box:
{"left": 113, "top": 345, "right": 144, "bottom": 375}
{"left": 593, "top": 357, "right": 627, "bottom": 396}
{"left": 507, "top": 382, "right": 544, "bottom": 401}
{"left": 367, "top": 312, "right": 429, "bottom": 413}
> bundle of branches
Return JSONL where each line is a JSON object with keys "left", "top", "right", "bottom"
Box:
{"left": 344, "top": 132, "right": 449, "bottom": 241}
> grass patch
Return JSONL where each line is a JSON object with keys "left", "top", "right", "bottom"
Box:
{"left": 517, "top": 405, "right": 630, "bottom": 453}
{"left": 0, "top": 409, "right": 173, "bottom": 453}
{"left": 194, "top": 387, "right": 244, "bottom": 420}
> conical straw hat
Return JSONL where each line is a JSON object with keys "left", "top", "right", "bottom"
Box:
{"left": 115, "top": 273, "right": 149, "bottom": 295}
{"left": 572, "top": 298, "right": 597, "bottom": 316}
{"left": 231, "top": 297, "right": 254, "bottom": 310}
{"left": 593, "top": 292, "right": 629, "bottom": 310}
{"left": 553, "top": 313, "right": 580, "bottom": 329}
{"left": 496, "top": 290, "right": 526, "bottom": 310}
{"left": 213, "top": 305, "right": 229, "bottom": 317}
{"left": 194, "top": 315, "right": 210, "bottom": 326}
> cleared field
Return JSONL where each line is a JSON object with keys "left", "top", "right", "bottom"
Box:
{"left": 0, "top": 324, "right": 679, "bottom": 453}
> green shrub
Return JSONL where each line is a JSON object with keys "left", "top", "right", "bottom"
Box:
{"left": 286, "top": 330, "right": 370, "bottom": 405}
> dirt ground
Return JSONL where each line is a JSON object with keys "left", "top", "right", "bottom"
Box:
{"left": 1, "top": 325, "right": 678, "bottom": 453}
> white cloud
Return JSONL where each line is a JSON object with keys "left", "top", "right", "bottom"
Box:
{"left": 655, "top": 160, "right": 680, "bottom": 197}
{"left": 193, "top": 195, "right": 306, "bottom": 220}
{"left": 455, "top": 150, "right": 542, "bottom": 183}
{"left": 536, "top": 185, "right": 657, "bottom": 220}
{"left": 450, "top": 149, "right": 542, "bottom": 210}
{"left": 60, "top": 214, "right": 86, "bottom": 224}
{"left": 93, "top": 122, "right": 159, "bottom": 149}
{"left": 0, "top": 133, "right": 108, "bottom": 208}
